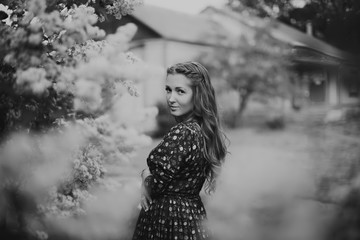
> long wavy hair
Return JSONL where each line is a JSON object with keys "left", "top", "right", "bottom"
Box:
{"left": 167, "top": 61, "right": 228, "bottom": 194}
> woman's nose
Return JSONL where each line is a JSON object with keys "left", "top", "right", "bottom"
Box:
{"left": 168, "top": 92, "right": 176, "bottom": 103}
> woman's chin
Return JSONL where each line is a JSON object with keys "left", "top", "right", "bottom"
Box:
{"left": 169, "top": 109, "right": 180, "bottom": 116}
{"left": 170, "top": 112, "right": 180, "bottom": 117}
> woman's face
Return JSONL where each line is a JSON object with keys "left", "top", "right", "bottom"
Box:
{"left": 165, "top": 74, "right": 194, "bottom": 117}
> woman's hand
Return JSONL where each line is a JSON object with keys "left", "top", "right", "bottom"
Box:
{"left": 140, "top": 168, "right": 152, "bottom": 211}
{"left": 141, "top": 168, "right": 151, "bottom": 181}
{"left": 140, "top": 183, "right": 152, "bottom": 211}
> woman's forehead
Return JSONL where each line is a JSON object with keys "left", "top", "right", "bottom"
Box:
{"left": 166, "top": 74, "right": 192, "bottom": 88}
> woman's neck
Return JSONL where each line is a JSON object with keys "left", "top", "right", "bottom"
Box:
{"left": 175, "top": 111, "right": 194, "bottom": 123}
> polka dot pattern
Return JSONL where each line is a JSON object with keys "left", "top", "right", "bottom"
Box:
{"left": 132, "top": 120, "right": 211, "bottom": 240}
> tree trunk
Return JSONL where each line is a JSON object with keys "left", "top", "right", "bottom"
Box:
{"left": 234, "top": 90, "right": 251, "bottom": 127}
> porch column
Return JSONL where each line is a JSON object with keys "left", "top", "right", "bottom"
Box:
{"left": 327, "top": 68, "right": 339, "bottom": 106}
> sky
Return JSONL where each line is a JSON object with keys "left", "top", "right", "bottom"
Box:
{"left": 144, "top": 0, "right": 228, "bottom": 14}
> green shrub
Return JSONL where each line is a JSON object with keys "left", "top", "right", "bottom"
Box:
{"left": 220, "top": 109, "right": 238, "bottom": 129}
{"left": 265, "top": 115, "right": 285, "bottom": 130}
{"left": 345, "top": 106, "right": 360, "bottom": 121}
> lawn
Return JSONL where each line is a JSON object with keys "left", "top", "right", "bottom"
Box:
{"left": 122, "top": 119, "right": 360, "bottom": 240}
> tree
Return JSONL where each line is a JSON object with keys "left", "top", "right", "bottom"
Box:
{"left": 201, "top": 27, "right": 295, "bottom": 127}
{"left": 0, "top": 0, "right": 154, "bottom": 239}
{"left": 227, "top": 0, "right": 360, "bottom": 53}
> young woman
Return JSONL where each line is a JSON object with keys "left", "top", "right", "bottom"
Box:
{"left": 132, "top": 61, "right": 228, "bottom": 240}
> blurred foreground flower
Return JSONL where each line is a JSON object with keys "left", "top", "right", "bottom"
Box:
{"left": 0, "top": 0, "right": 155, "bottom": 239}
{"left": 16, "top": 68, "right": 51, "bottom": 95}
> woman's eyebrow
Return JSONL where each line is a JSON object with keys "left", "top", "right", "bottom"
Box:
{"left": 175, "top": 87, "right": 186, "bottom": 90}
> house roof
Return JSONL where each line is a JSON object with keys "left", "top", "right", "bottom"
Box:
{"left": 128, "top": 4, "right": 358, "bottom": 64}
{"left": 130, "top": 4, "right": 228, "bottom": 46}
{"left": 202, "top": 6, "right": 356, "bottom": 62}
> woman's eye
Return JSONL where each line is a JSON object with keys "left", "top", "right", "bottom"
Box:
{"left": 177, "top": 89, "right": 185, "bottom": 94}
{"left": 165, "top": 88, "right": 171, "bottom": 93}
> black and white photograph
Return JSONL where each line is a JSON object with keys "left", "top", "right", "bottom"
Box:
{"left": 1, "top": 0, "right": 360, "bottom": 239}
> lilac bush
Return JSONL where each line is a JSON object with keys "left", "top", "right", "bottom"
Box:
{"left": 0, "top": 0, "right": 156, "bottom": 239}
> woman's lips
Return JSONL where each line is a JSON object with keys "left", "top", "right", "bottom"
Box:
{"left": 169, "top": 106, "right": 178, "bottom": 111}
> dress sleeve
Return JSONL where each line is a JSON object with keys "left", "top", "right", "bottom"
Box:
{"left": 144, "top": 124, "right": 193, "bottom": 196}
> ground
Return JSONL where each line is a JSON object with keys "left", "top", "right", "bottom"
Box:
{"left": 112, "top": 116, "right": 359, "bottom": 240}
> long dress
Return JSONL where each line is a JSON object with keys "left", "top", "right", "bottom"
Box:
{"left": 132, "top": 119, "right": 211, "bottom": 240}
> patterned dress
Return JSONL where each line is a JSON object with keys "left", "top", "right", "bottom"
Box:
{"left": 132, "top": 119, "right": 211, "bottom": 240}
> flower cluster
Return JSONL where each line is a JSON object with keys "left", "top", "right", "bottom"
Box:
{"left": 71, "top": 39, "right": 107, "bottom": 62}
{"left": 104, "top": 0, "right": 144, "bottom": 20}
{"left": 70, "top": 23, "right": 145, "bottom": 113}
{"left": 36, "top": 115, "right": 151, "bottom": 222}
{"left": 27, "top": 0, "right": 46, "bottom": 16}
{"left": 38, "top": 143, "right": 104, "bottom": 219}
{"left": 76, "top": 116, "right": 151, "bottom": 163}
{"left": 16, "top": 67, "right": 51, "bottom": 95}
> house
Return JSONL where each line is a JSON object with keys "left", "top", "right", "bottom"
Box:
{"left": 98, "top": 4, "right": 360, "bottom": 111}
{"left": 98, "top": 5, "right": 229, "bottom": 107}
{"left": 201, "top": 7, "right": 360, "bottom": 109}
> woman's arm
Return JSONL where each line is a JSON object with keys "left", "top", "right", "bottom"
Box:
{"left": 140, "top": 168, "right": 152, "bottom": 211}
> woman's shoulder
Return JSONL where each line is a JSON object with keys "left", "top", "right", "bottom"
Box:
{"left": 182, "top": 120, "right": 201, "bottom": 134}
{"left": 167, "top": 120, "right": 201, "bottom": 136}
{"left": 169, "top": 120, "right": 201, "bottom": 140}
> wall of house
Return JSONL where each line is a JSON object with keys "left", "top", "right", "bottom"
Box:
{"left": 324, "top": 66, "right": 360, "bottom": 106}
{"left": 327, "top": 68, "right": 339, "bottom": 105}
{"left": 130, "top": 39, "right": 167, "bottom": 106}
{"left": 130, "top": 39, "right": 215, "bottom": 106}
{"left": 164, "top": 41, "right": 213, "bottom": 66}
{"left": 338, "top": 67, "right": 360, "bottom": 105}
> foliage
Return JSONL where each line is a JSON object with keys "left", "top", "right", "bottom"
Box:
{"left": 344, "top": 106, "right": 360, "bottom": 127}
{"left": 265, "top": 114, "right": 285, "bottom": 130}
{"left": 327, "top": 183, "right": 360, "bottom": 240}
{"left": 0, "top": 0, "right": 143, "bottom": 136}
{"left": 219, "top": 108, "right": 238, "bottom": 128}
{"left": 201, "top": 26, "right": 296, "bottom": 127}
{"left": 227, "top": 0, "right": 360, "bottom": 53}
{"left": 307, "top": 117, "right": 360, "bottom": 240}
{"left": 1, "top": 0, "right": 143, "bottom": 21}
{"left": 0, "top": 0, "right": 153, "bottom": 239}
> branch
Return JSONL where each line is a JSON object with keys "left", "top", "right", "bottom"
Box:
{"left": 329, "top": 0, "right": 344, "bottom": 15}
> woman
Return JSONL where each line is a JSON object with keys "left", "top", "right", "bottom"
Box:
{"left": 132, "top": 61, "right": 227, "bottom": 240}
